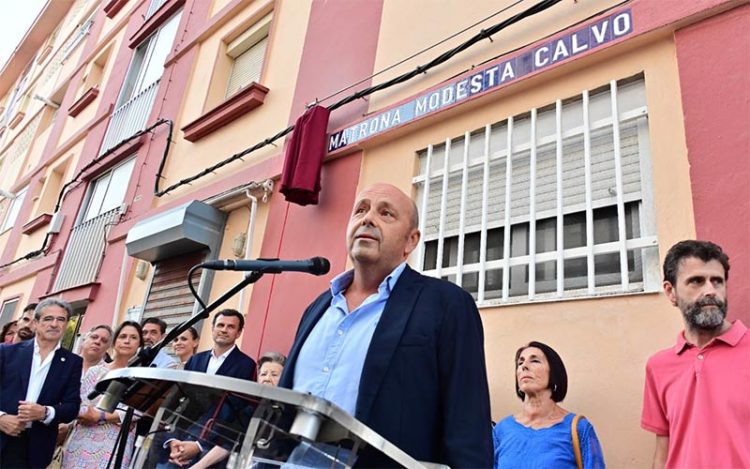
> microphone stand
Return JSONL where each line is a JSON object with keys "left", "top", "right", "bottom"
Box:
{"left": 97, "top": 269, "right": 265, "bottom": 469}
{"left": 138, "top": 270, "right": 265, "bottom": 368}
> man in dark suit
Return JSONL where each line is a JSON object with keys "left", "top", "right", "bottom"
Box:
{"left": 0, "top": 299, "right": 83, "bottom": 468}
{"left": 279, "top": 183, "right": 493, "bottom": 467}
{"left": 164, "top": 309, "right": 256, "bottom": 466}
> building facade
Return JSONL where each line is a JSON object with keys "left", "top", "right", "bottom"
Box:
{"left": 0, "top": 0, "right": 747, "bottom": 466}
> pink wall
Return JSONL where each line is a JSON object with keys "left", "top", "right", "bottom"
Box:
{"left": 675, "top": 4, "right": 750, "bottom": 324}
{"left": 244, "top": 154, "right": 362, "bottom": 358}
{"left": 242, "top": 0, "right": 384, "bottom": 357}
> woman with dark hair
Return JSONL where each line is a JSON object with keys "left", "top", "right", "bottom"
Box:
{"left": 1, "top": 320, "right": 17, "bottom": 344}
{"left": 172, "top": 326, "right": 199, "bottom": 368}
{"left": 62, "top": 321, "right": 144, "bottom": 468}
{"left": 493, "top": 341, "right": 605, "bottom": 468}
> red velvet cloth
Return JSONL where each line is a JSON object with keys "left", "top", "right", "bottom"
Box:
{"left": 280, "top": 105, "right": 331, "bottom": 206}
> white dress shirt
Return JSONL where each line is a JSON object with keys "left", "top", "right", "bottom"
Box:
{"left": 205, "top": 345, "right": 235, "bottom": 375}
{"left": 25, "top": 339, "right": 60, "bottom": 426}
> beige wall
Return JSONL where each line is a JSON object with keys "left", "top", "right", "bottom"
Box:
{"left": 370, "top": 0, "right": 625, "bottom": 112}
{"left": 198, "top": 194, "right": 273, "bottom": 351}
{"left": 483, "top": 294, "right": 682, "bottom": 467}
{"left": 157, "top": 0, "right": 310, "bottom": 202}
{"left": 356, "top": 29, "right": 695, "bottom": 468}
{"left": 0, "top": 275, "right": 37, "bottom": 316}
{"left": 56, "top": 34, "right": 124, "bottom": 148}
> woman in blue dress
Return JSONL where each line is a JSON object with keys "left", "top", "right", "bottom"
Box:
{"left": 493, "top": 341, "right": 605, "bottom": 468}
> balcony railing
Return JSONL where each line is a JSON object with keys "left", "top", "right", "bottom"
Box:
{"left": 52, "top": 208, "right": 120, "bottom": 292}
{"left": 62, "top": 17, "right": 94, "bottom": 59}
{"left": 99, "top": 79, "right": 160, "bottom": 155}
{"left": 145, "top": 0, "right": 169, "bottom": 20}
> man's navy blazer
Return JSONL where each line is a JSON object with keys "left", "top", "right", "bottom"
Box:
{"left": 184, "top": 346, "right": 256, "bottom": 380}
{"left": 172, "top": 346, "right": 256, "bottom": 462}
{"left": 279, "top": 265, "right": 494, "bottom": 468}
{"left": 0, "top": 339, "right": 83, "bottom": 468}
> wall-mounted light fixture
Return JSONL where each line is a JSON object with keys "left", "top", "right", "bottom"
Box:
{"left": 135, "top": 260, "right": 149, "bottom": 280}
{"left": 232, "top": 232, "right": 247, "bottom": 258}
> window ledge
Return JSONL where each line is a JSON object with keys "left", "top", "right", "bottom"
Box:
{"left": 477, "top": 287, "right": 661, "bottom": 309}
{"left": 22, "top": 213, "right": 53, "bottom": 235}
{"left": 68, "top": 87, "right": 99, "bottom": 117}
{"left": 103, "top": 0, "right": 129, "bottom": 18}
{"left": 46, "top": 282, "right": 100, "bottom": 301}
{"left": 129, "top": 0, "right": 185, "bottom": 48}
{"left": 8, "top": 111, "right": 25, "bottom": 130}
{"left": 182, "top": 82, "right": 269, "bottom": 142}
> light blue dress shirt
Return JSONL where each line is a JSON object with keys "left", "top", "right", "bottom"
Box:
{"left": 293, "top": 262, "right": 407, "bottom": 416}
{"left": 150, "top": 347, "right": 178, "bottom": 369}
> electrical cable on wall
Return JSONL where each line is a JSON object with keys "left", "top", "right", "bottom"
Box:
{"left": 311, "top": 0, "right": 528, "bottom": 107}
{"left": 1, "top": 0, "right": 564, "bottom": 269}
{"left": 154, "top": 0, "right": 563, "bottom": 197}
{"left": 0, "top": 119, "right": 174, "bottom": 270}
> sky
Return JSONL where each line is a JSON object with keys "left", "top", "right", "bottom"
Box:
{"left": 0, "top": 0, "right": 47, "bottom": 70}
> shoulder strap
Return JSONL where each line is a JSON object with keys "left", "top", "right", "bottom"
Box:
{"left": 571, "top": 414, "right": 584, "bottom": 469}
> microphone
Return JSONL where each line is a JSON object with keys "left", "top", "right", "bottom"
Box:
{"left": 93, "top": 379, "right": 128, "bottom": 413}
{"left": 200, "top": 257, "right": 330, "bottom": 275}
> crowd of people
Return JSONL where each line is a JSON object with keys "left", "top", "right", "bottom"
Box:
{"left": 0, "top": 183, "right": 747, "bottom": 469}
{"left": 0, "top": 306, "right": 289, "bottom": 468}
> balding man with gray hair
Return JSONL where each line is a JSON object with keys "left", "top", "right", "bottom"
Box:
{"left": 0, "top": 298, "right": 83, "bottom": 468}
{"left": 280, "top": 183, "right": 493, "bottom": 467}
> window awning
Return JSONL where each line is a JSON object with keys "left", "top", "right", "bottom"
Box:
{"left": 126, "top": 200, "right": 227, "bottom": 262}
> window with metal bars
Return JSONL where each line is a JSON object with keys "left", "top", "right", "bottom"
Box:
{"left": 414, "top": 74, "right": 659, "bottom": 304}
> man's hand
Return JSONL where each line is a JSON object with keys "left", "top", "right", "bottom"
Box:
{"left": 17, "top": 401, "right": 46, "bottom": 423}
{"left": 0, "top": 414, "right": 25, "bottom": 437}
{"left": 169, "top": 440, "right": 201, "bottom": 466}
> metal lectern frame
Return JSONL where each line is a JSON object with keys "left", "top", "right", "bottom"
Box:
{"left": 97, "top": 367, "right": 441, "bottom": 469}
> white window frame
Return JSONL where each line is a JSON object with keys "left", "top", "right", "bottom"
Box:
{"left": 1, "top": 186, "right": 28, "bottom": 233}
{"left": 62, "top": 10, "right": 95, "bottom": 60}
{"left": 2, "top": 64, "right": 32, "bottom": 124}
{"left": 225, "top": 12, "right": 272, "bottom": 98}
{"left": 80, "top": 157, "right": 136, "bottom": 223}
{"left": 0, "top": 298, "right": 20, "bottom": 326}
{"left": 115, "top": 12, "right": 181, "bottom": 109}
{"left": 413, "top": 75, "right": 659, "bottom": 306}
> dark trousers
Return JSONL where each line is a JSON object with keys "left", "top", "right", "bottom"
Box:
{"left": 0, "top": 432, "right": 30, "bottom": 468}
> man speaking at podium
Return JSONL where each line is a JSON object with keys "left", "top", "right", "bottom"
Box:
{"left": 280, "top": 183, "right": 493, "bottom": 467}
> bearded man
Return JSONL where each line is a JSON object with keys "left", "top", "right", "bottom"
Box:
{"left": 641, "top": 240, "right": 749, "bottom": 468}
{"left": 13, "top": 303, "right": 38, "bottom": 343}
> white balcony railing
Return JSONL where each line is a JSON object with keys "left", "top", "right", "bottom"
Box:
{"left": 99, "top": 79, "right": 160, "bottom": 155}
{"left": 52, "top": 208, "right": 121, "bottom": 292}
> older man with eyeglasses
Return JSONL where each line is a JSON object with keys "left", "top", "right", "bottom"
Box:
{"left": 0, "top": 299, "right": 83, "bottom": 468}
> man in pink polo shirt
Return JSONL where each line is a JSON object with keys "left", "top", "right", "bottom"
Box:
{"left": 642, "top": 240, "right": 749, "bottom": 468}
